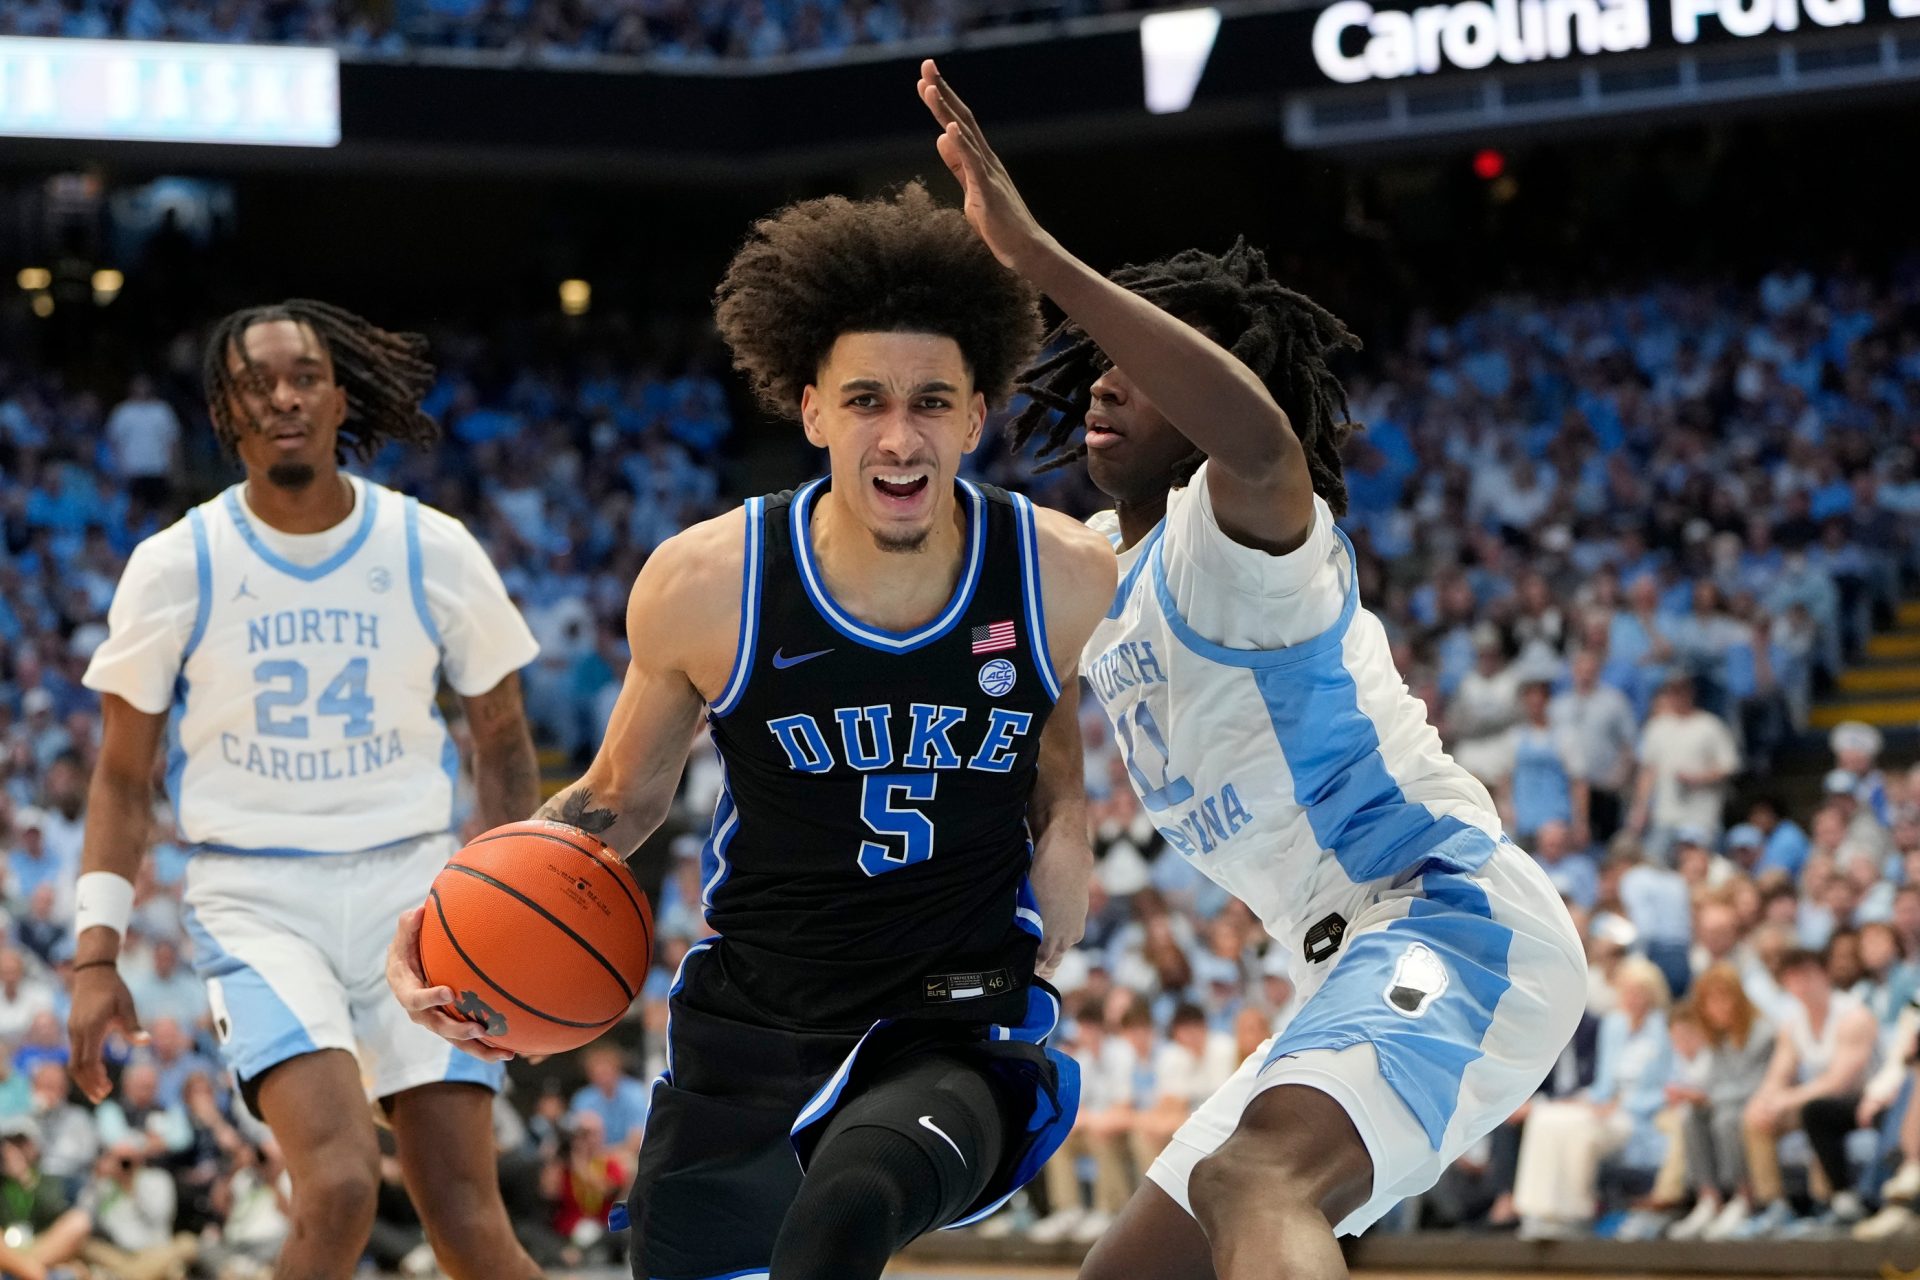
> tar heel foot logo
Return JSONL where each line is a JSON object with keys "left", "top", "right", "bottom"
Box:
{"left": 978, "top": 657, "right": 1018, "bottom": 697}
{"left": 453, "top": 989, "right": 509, "bottom": 1038}
{"left": 1383, "top": 942, "right": 1449, "bottom": 1018}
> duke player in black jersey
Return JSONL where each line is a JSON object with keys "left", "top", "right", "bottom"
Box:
{"left": 389, "top": 184, "right": 1115, "bottom": 1280}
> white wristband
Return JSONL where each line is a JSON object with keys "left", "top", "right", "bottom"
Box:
{"left": 75, "top": 872, "right": 136, "bottom": 940}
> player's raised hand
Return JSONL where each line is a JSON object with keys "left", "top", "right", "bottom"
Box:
{"left": 918, "top": 59, "right": 1058, "bottom": 276}
{"left": 68, "top": 963, "right": 147, "bottom": 1104}
{"left": 386, "top": 905, "right": 515, "bottom": 1062}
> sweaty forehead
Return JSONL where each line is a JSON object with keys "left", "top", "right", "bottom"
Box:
{"left": 229, "top": 319, "right": 330, "bottom": 375}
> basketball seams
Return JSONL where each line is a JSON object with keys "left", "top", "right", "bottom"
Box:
{"left": 424, "top": 888, "right": 613, "bottom": 1030}
{"left": 440, "top": 863, "right": 638, "bottom": 1001}
{"left": 462, "top": 826, "right": 651, "bottom": 936}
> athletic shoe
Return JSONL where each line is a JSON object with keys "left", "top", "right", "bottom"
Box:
{"left": 1731, "top": 1199, "right": 1797, "bottom": 1238}
{"left": 1833, "top": 1191, "right": 1867, "bottom": 1225}
{"left": 1668, "top": 1197, "right": 1721, "bottom": 1240}
{"left": 1855, "top": 1205, "right": 1919, "bottom": 1240}
{"left": 1517, "top": 1216, "right": 1587, "bottom": 1241}
{"left": 1701, "top": 1196, "right": 1751, "bottom": 1241}
{"left": 1026, "top": 1209, "right": 1085, "bottom": 1243}
{"left": 1781, "top": 1209, "right": 1851, "bottom": 1239}
{"left": 1616, "top": 1209, "right": 1677, "bottom": 1240}
{"left": 975, "top": 1211, "right": 1020, "bottom": 1239}
{"left": 1887, "top": 1161, "right": 1920, "bottom": 1205}
{"left": 1071, "top": 1210, "right": 1116, "bottom": 1243}
{"left": 399, "top": 1243, "right": 440, "bottom": 1277}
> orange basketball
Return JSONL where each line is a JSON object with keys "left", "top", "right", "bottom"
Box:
{"left": 419, "top": 819, "right": 653, "bottom": 1056}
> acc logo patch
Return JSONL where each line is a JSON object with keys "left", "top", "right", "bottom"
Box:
{"left": 1383, "top": 942, "right": 1449, "bottom": 1018}
{"left": 978, "top": 658, "right": 1017, "bottom": 697}
{"left": 367, "top": 566, "right": 392, "bottom": 593}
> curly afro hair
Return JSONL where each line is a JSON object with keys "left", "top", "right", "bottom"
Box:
{"left": 714, "top": 181, "right": 1043, "bottom": 420}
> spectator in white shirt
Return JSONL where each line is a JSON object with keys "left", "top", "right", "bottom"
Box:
{"left": 103, "top": 376, "right": 181, "bottom": 513}
{"left": 1132, "top": 1003, "right": 1236, "bottom": 1165}
{"left": 1551, "top": 648, "right": 1639, "bottom": 842}
{"left": 0, "top": 948, "right": 53, "bottom": 1043}
{"left": 1447, "top": 626, "right": 1521, "bottom": 788}
{"left": 1630, "top": 674, "right": 1741, "bottom": 858}
{"left": 78, "top": 1140, "right": 198, "bottom": 1278}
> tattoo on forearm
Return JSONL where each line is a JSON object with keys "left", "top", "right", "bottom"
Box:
{"left": 539, "top": 786, "right": 619, "bottom": 835}
{"left": 488, "top": 741, "right": 540, "bottom": 824}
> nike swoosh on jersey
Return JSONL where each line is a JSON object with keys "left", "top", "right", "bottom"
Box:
{"left": 919, "top": 1115, "right": 966, "bottom": 1166}
{"left": 771, "top": 647, "right": 833, "bottom": 669}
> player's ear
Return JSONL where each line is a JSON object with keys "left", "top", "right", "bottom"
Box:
{"left": 961, "top": 389, "right": 986, "bottom": 455}
{"left": 800, "top": 384, "right": 828, "bottom": 450}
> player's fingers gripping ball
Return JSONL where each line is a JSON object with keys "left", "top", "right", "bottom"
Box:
{"left": 419, "top": 820, "right": 653, "bottom": 1055}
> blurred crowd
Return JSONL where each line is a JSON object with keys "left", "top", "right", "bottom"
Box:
{"left": 3, "top": 251, "right": 1920, "bottom": 1272}
{"left": 0, "top": 0, "right": 1149, "bottom": 64}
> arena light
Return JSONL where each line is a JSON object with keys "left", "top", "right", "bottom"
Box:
{"left": 559, "top": 278, "right": 591, "bottom": 317}
{"left": 30, "top": 293, "right": 53, "bottom": 317}
{"left": 16, "top": 266, "right": 50, "bottom": 290}
{"left": 93, "top": 267, "right": 124, "bottom": 304}
{"left": 0, "top": 36, "right": 339, "bottom": 146}
{"left": 1140, "top": 8, "right": 1221, "bottom": 114}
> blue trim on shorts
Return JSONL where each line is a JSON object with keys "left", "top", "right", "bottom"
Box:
{"left": 1261, "top": 847, "right": 1515, "bottom": 1150}
{"left": 190, "top": 831, "right": 442, "bottom": 859}
{"left": 183, "top": 906, "right": 320, "bottom": 1084}
{"left": 440, "top": 1042, "right": 507, "bottom": 1091}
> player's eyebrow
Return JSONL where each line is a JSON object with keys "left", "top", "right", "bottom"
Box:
{"left": 838, "top": 378, "right": 957, "bottom": 394}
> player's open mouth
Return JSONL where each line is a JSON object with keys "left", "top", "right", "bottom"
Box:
{"left": 872, "top": 473, "right": 930, "bottom": 502}
{"left": 1084, "top": 415, "right": 1124, "bottom": 450}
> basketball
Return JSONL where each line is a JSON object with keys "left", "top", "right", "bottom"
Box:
{"left": 419, "top": 819, "right": 653, "bottom": 1056}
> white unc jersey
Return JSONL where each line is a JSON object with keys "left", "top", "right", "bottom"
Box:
{"left": 165, "top": 482, "right": 456, "bottom": 853}
{"left": 1082, "top": 469, "right": 1504, "bottom": 946}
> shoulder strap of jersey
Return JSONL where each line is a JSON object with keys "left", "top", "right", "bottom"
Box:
{"left": 709, "top": 494, "right": 777, "bottom": 717}
{"left": 970, "top": 482, "right": 1062, "bottom": 703}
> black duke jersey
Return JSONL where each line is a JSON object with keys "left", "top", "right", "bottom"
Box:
{"left": 697, "top": 476, "right": 1063, "bottom": 1031}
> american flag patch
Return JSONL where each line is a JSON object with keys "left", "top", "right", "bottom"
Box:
{"left": 971, "top": 621, "right": 1017, "bottom": 654}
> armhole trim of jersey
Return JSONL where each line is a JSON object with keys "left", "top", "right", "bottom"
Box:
{"left": 404, "top": 497, "right": 445, "bottom": 649}
{"left": 1011, "top": 493, "right": 1061, "bottom": 704}
{"left": 182, "top": 506, "right": 213, "bottom": 664}
{"left": 709, "top": 497, "right": 765, "bottom": 718}
{"left": 1148, "top": 525, "right": 1361, "bottom": 669}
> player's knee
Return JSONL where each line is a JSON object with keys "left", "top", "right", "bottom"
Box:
{"left": 291, "top": 1160, "right": 380, "bottom": 1236}
{"left": 1189, "top": 1087, "right": 1372, "bottom": 1230}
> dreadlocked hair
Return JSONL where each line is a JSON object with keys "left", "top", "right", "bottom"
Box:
{"left": 714, "top": 181, "right": 1042, "bottom": 419}
{"left": 203, "top": 299, "right": 441, "bottom": 460}
{"left": 1007, "top": 238, "right": 1362, "bottom": 515}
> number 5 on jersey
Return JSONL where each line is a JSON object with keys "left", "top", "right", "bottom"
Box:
{"left": 857, "top": 773, "right": 938, "bottom": 877}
